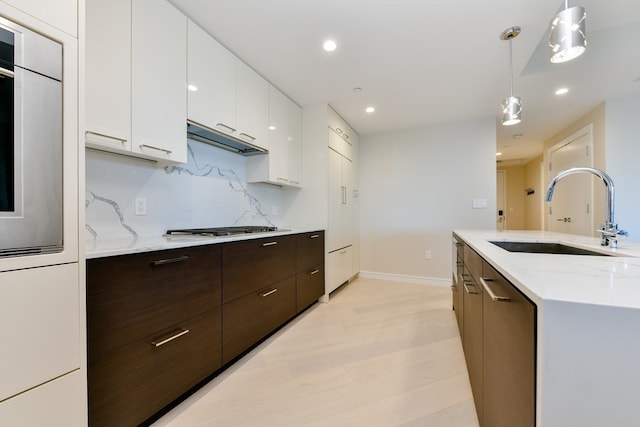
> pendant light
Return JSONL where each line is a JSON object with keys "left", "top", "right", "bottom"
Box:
{"left": 549, "top": 0, "right": 586, "bottom": 63}
{"left": 500, "top": 26, "right": 521, "bottom": 126}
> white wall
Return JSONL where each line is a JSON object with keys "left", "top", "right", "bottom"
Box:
{"left": 605, "top": 92, "right": 640, "bottom": 243}
{"left": 359, "top": 118, "right": 496, "bottom": 284}
{"left": 85, "top": 139, "right": 284, "bottom": 239}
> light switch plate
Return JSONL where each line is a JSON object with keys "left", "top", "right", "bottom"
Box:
{"left": 472, "top": 198, "right": 488, "bottom": 209}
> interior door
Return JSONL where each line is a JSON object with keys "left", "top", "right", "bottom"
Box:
{"left": 548, "top": 126, "right": 593, "bottom": 235}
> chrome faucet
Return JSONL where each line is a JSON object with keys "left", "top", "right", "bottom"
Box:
{"left": 544, "top": 167, "right": 627, "bottom": 248}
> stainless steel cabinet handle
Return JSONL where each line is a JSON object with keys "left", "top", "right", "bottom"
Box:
{"left": 85, "top": 130, "right": 127, "bottom": 144}
{"left": 262, "top": 241, "right": 278, "bottom": 247}
{"left": 151, "top": 328, "right": 190, "bottom": 348}
{"left": 480, "top": 277, "right": 511, "bottom": 302}
{"left": 216, "top": 122, "right": 236, "bottom": 133}
{"left": 140, "top": 144, "right": 172, "bottom": 154}
{"left": 463, "top": 282, "right": 479, "bottom": 295}
{"left": 151, "top": 255, "right": 189, "bottom": 266}
{"left": 0, "top": 67, "right": 15, "bottom": 78}
{"left": 310, "top": 234, "right": 320, "bottom": 239}
{"left": 309, "top": 269, "right": 320, "bottom": 275}
{"left": 239, "top": 132, "right": 256, "bottom": 142}
{"left": 261, "top": 289, "right": 278, "bottom": 297}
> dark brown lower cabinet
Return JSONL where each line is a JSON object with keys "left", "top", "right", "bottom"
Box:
{"left": 296, "top": 263, "right": 324, "bottom": 312}
{"left": 88, "top": 309, "right": 221, "bottom": 427}
{"left": 462, "top": 267, "right": 483, "bottom": 423}
{"left": 222, "top": 276, "right": 297, "bottom": 364}
{"left": 481, "top": 262, "right": 535, "bottom": 427}
{"left": 452, "top": 235, "right": 536, "bottom": 427}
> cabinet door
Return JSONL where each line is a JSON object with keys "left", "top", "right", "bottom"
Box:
{"left": 85, "top": 0, "right": 131, "bottom": 151}
{"left": 481, "top": 263, "right": 535, "bottom": 427}
{"left": 462, "top": 268, "right": 483, "bottom": 424}
{"left": 187, "top": 20, "right": 236, "bottom": 136}
{"left": 286, "top": 96, "right": 303, "bottom": 186}
{"left": 341, "top": 156, "right": 354, "bottom": 246}
{"left": 0, "top": 264, "right": 79, "bottom": 402}
{"left": 328, "top": 148, "right": 344, "bottom": 252}
{"left": 1, "top": 0, "right": 77, "bottom": 36}
{"left": 131, "top": 0, "right": 187, "bottom": 163}
{"left": 236, "top": 60, "right": 268, "bottom": 149}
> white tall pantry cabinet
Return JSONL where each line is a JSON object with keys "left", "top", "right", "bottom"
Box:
{"left": 283, "top": 104, "right": 360, "bottom": 298}
{"left": 0, "top": 1, "right": 84, "bottom": 426}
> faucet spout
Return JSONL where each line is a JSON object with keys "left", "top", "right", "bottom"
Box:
{"left": 545, "top": 167, "right": 626, "bottom": 247}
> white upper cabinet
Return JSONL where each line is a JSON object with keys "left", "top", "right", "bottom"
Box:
{"left": 85, "top": 0, "right": 131, "bottom": 152}
{"left": 327, "top": 108, "right": 356, "bottom": 160}
{"left": 187, "top": 20, "right": 236, "bottom": 135}
{"left": 0, "top": 0, "right": 77, "bottom": 36}
{"left": 247, "top": 84, "right": 302, "bottom": 187}
{"left": 131, "top": 0, "right": 187, "bottom": 163}
{"left": 235, "top": 60, "right": 268, "bottom": 148}
{"left": 86, "top": 0, "right": 187, "bottom": 163}
{"left": 187, "top": 20, "right": 268, "bottom": 151}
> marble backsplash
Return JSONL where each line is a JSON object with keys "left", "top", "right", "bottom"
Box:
{"left": 85, "top": 139, "right": 284, "bottom": 240}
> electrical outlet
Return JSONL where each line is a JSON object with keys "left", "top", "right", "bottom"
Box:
{"left": 135, "top": 197, "right": 147, "bottom": 216}
{"left": 425, "top": 250, "right": 432, "bottom": 259}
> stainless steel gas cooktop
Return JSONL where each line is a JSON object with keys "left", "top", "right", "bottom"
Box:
{"left": 166, "top": 226, "right": 278, "bottom": 237}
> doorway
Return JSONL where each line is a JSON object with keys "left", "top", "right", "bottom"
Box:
{"left": 547, "top": 124, "right": 594, "bottom": 236}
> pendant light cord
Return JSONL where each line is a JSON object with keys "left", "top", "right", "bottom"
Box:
{"left": 509, "top": 37, "right": 514, "bottom": 97}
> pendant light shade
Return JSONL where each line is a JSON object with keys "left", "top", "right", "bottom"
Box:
{"left": 500, "top": 26, "right": 521, "bottom": 126}
{"left": 549, "top": 2, "right": 586, "bottom": 63}
{"left": 501, "top": 96, "right": 522, "bottom": 126}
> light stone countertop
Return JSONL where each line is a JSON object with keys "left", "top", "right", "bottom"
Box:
{"left": 453, "top": 229, "right": 640, "bottom": 310}
{"left": 85, "top": 227, "right": 323, "bottom": 259}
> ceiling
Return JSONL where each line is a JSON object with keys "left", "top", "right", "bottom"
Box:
{"left": 169, "top": 0, "right": 640, "bottom": 163}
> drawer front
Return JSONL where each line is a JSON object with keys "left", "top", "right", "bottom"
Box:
{"left": 222, "top": 276, "right": 296, "bottom": 364}
{"left": 296, "top": 231, "right": 324, "bottom": 272}
{"left": 88, "top": 308, "right": 222, "bottom": 427}
{"left": 87, "top": 245, "right": 221, "bottom": 360}
{"left": 222, "top": 235, "right": 296, "bottom": 303}
{"left": 297, "top": 263, "right": 324, "bottom": 312}
{"left": 0, "top": 263, "right": 80, "bottom": 402}
{"left": 463, "top": 244, "right": 483, "bottom": 281}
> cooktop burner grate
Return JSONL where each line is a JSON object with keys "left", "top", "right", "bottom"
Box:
{"left": 166, "top": 226, "right": 278, "bottom": 236}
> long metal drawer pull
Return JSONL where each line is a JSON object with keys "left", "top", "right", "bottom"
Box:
{"left": 239, "top": 132, "right": 256, "bottom": 142}
{"left": 0, "top": 67, "right": 15, "bottom": 78}
{"left": 262, "top": 241, "right": 278, "bottom": 247}
{"left": 151, "top": 329, "right": 190, "bottom": 348}
{"left": 151, "top": 255, "right": 189, "bottom": 266}
{"left": 216, "top": 122, "right": 236, "bottom": 133}
{"left": 85, "top": 130, "right": 128, "bottom": 144}
{"left": 140, "top": 144, "right": 172, "bottom": 154}
{"left": 480, "top": 277, "right": 511, "bottom": 302}
{"left": 309, "top": 269, "right": 320, "bottom": 275}
{"left": 463, "top": 282, "right": 479, "bottom": 295}
{"left": 261, "top": 289, "right": 278, "bottom": 297}
{"left": 310, "top": 234, "right": 320, "bottom": 239}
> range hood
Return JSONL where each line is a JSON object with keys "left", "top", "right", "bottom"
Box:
{"left": 187, "top": 120, "right": 268, "bottom": 156}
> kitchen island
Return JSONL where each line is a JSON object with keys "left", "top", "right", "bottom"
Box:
{"left": 454, "top": 229, "right": 640, "bottom": 427}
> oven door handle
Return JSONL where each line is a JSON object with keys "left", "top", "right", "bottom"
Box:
{"left": 0, "top": 67, "right": 15, "bottom": 78}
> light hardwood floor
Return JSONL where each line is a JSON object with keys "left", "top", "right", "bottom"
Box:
{"left": 153, "top": 278, "right": 480, "bottom": 427}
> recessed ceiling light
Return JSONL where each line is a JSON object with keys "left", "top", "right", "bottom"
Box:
{"left": 496, "top": 152, "right": 503, "bottom": 156}
{"left": 513, "top": 133, "right": 523, "bottom": 139}
{"left": 187, "top": 84, "right": 198, "bottom": 92}
{"left": 353, "top": 87, "right": 363, "bottom": 93}
{"left": 555, "top": 87, "right": 569, "bottom": 95}
{"left": 268, "top": 125, "right": 277, "bottom": 131}
{"left": 365, "top": 106, "right": 375, "bottom": 113}
{"left": 323, "top": 39, "right": 337, "bottom": 52}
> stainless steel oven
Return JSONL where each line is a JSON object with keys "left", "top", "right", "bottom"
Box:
{"left": 0, "top": 17, "right": 63, "bottom": 258}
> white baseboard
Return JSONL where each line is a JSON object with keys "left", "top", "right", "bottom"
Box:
{"left": 358, "top": 271, "right": 451, "bottom": 287}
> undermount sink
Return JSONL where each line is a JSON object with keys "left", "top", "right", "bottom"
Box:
{"left": 489, "top": 241, "right": 612, "bottom": 256}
